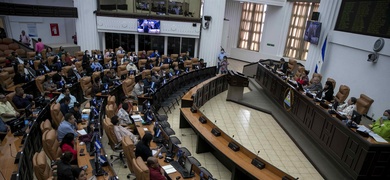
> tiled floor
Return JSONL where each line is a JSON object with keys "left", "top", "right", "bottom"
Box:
{"left": 102, "top": 59, "right": 323, "bottom": 180}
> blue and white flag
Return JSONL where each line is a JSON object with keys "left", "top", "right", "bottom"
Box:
{"left": 315, "top": 35, "right": 328, "bottom": 73}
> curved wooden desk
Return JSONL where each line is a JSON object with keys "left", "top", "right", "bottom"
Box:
{"left": 179, "top": 76, "right": 294, "bottom": 179}
{"left": 256, "top": 60, "right": 390, "bottom": 179}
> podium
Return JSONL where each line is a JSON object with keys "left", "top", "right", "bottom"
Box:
{"left": 226, "top": 70, "right": 249, "bottom": 101}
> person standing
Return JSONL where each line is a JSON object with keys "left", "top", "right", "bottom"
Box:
{"left": 19, "top": 30, "right": 31, "bottom": 46}
{"left": 220, "top": 56, "right": 229, "bottom": 74}
{"left": 35, "top": 38, "right": 44, "bottom": 54}
{"left": 217, "top": 48, "right": 226, "bottom": 74}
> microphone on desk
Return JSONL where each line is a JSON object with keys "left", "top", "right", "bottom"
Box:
{"left": 9, "top": 144, "right": 16, "bottom": 158}
{"left": 257, "top": 150, "right": 260, "bottom": 156}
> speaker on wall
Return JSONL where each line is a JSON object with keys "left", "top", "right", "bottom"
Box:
{"left": 311, "top": 12, "right": 320, "bottom": 21}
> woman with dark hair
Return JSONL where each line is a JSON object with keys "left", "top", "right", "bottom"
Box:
{"left": 72, "top": 167, "right": 87, "bottom": 180}
{"left": 92, "top": 77, "right": 102, "bottom": 95}
{"left": 135, "top": 132, "right": 161, "bottom": 161}
{"left": 319, "top": 80, "right": 334, "bottom": 102}
{"left": 57, "top": 151, "right": 75, "bottom": 180}
{"left": 60, "top": 133, "right": 77, "bottom": 163}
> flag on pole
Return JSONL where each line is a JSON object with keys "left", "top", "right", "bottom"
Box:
{"left": 315, "top": 35, "right": 328, "bottom": 73}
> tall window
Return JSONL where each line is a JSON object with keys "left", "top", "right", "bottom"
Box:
{"left": 238, "top": 3, "right": 266, "bottom": 52}
{"left": 284, "top": 2, "right": 319, "bottom": 60}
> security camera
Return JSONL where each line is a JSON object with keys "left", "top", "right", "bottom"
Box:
{"left": 204, "top": 16, "right": 212, "bottom": 21}
{"left": 367, "top": 53, "right": 378, "bottom": 63}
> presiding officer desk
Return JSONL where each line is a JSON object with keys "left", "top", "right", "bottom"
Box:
{"left": 179, "top": 75, "right": 294, "bottom": 179}
{"left": 256, "top": 60, "right": 390, "bottom": 179}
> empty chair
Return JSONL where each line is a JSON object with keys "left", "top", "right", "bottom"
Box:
{"left": 92, "top": 71, "right": 101, "bottom": 84}
{"left": 27, "top": 51, "right": 36, "bottom": 59}
{"left": 50, "top": 103, "right": 63, "bottom": 129}
{"left": 42, "top": 129, "right": 62, "bottom": 161}
{"left": 0, "top": 71, "right": 16, "bottom": 91}
{"left": 122, "top": 78, "right": 136, "bottom": 98}
{"left": 122, "top": 135, "right": 136, "bottom": 178}
{"left": 80, "top": 76, "right": 92, "bottom": 99}
{"left": 142, "top": 69, "right": 151, "bottom": 79}
{"left": 2, "top": 38, "right": 13, "bottom": 44}
{"left": 105, "top": 104, "right": 116, "bottom": 119}
{"left": 15, "top": 49, "right": 26, "bottom": 58}
{"left": 356, "top": 94, "right": 374, "bottom": 115}
{"left": 117, "top": 64, "right": 128, "bottom": 78}
{"left": 103, "top": 117, "right": 127, "bottom": 168}
{"left": 47, "top": 56, "right": 55, "bottom": 66}
{"left": 75, "top": 61, "right": 83, "bottom": 73}
{"left": 170, "top": 136, "right": 182, "bottom": 145}
{"left": 187, "top": 156, "right": 201, "bottom": 167}
{"left": 33, "top": 150, "right": 53, "bottom": 180}
{"left": 334, "top": 85, "right": 350, "bottom": 103}
{"left": 8, "top": 43, "right": 19, "bottom": 51}
{"left": 40, "top": 119, "right": 53, "bottom": 134}
{"left": 133, "top": 156, "right": 150, "bottom": 180}
{"left": 184, "top": 60, "right": 192, "bottom": 71}
{"left": 2, "top": 67, "right": 15, "bottom": 78}
{"left": 199, "top": 167, "right": 213, "bottom": 179}
{"left": 138, "top": 59, "right": 147, "bottom": 70}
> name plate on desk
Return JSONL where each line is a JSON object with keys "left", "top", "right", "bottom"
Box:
{"left": 211, "top": 128, "right": 221, "bottom": 137}
{"left": 228, "top": 142, "right": 240, "bottom": 152}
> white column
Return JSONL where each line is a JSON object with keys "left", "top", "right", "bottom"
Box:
{"left": 194, "top": 38, "right": 199, "bottom": 58}
{"left": 164, "top": 36, "right": 168, "bottom": 55}
{"left": 135, "top": 34, "right": 139, "bottom": 53}
{"left": 305, "top": 0, "right": 341, "bottom": 76}
{"left": 74, "top": 0, "right": 99, "bottom": 51}
{"left": 199, "top": 0, "right": 226, "bottom": 66}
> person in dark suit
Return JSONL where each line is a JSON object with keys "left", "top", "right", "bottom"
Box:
{"left": 69, "top": 102, "right": 82, "bottom": 123}
{"left": 102, "top": 71, "right": 115, "bottom": 86}
{"left": 60, "top": 96, "right": 70, "bottom": 116}
{"left": 317, "top": 81, "right": 334, "bottom": 102}
{"left": 135, "top": 132, "right": 161, "bottom": 161}
{"left": 279, "top": 58, "right": 288, "bottom": 73}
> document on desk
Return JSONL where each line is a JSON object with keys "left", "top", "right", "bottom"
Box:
{"left": 162, "top": 165, "right": 177, "bottom": 174}
{"left": 131, "top": 115, "right": 143, "bottom": 122}
{"left": 77, "top": 129, "right": 87, "bottom": 135}
{"left": 369, "top": 132, "right": 388, "bottom": 143}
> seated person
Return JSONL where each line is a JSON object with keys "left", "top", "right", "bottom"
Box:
{"left": 0, "top": 117, "right": 9, "bottom": 133}
{"left": 145, "top": 60, "right": 154, "bottom": 70}
{"left": 12, "top": 87, "right": 33, "bottom": 109}
{"left": 60, "top": 133, "right": 77, "bottom": 163}
{"left": 371, "top": 109, "right": 390, "bottom": 141}
{"left": 92, "top": 77, "right": 103, "bottom": 95}
{"left": 305, "top": 77, "right": 323, "bottom": 92}
{"left": 72, "top": 167, "right": 87, "bottom": 180}
{"left": 60, "top": 96, "right": 71, "bottom": 116}
{"left": 135, "top": 132, "right": 161, "bottom": 161}
{"left": 297, "top": 70, "right": 310, "bottom": 86}
{"left": 52, "top": 56, "right": 62, "bottom": 72}
{"left": 57, "top": 152, "right": 77, "bottom": 180}
{"left": 335, "top": 97, "right": 357, "bottom": 117}
{"left": 69, "top": 102, "right": 83, "bottom": 123}
{"left": 68, "top": 64, "right": 82, "bottom": 80}
{"left": 90, "top": 58, "right": 103, "bottom": 71}
{"left": 126, "top": 60, "right": 139, "bottom": 74}
{"left": 56, "top": 88, "right": 77, "bottom": 108}
{"left": 317, "top": 81, "right": 334, "bottom": 102}
{"left": 43, "top": 75, "right": 57, "bottom": 98}
{"left": 131, "top": 79, "right": 144, "bottom": 99}
{"left": 139, "top": 50, "right": 147, "bottom": 59}
{"left": 149, "top": 49, "right": 160, "bottom": 58}
{"left": 151, "top": 70, "right": 161, "bottom": 87}
{"left": 143, "top": 75, "right": 152, "bottom": 88}
{"left": 278, "top": 58, "right": 288, "bottom": 73}
{"left": 64, "top": 52, "right": 74, "bottom": 66}
{"left": 147, "top": 157, "right": 167, "bottom": 180}
{"left": 14, "top": 64, "right": 31, "bottom": 84}
{"left": 0, "top": 94, "right": 20, "bottom": 124}
{"left": 102, "top": 71, "right": 115, "bottom": 86}
{"left": 52, "top": 71, "right": 67, "bottom": 89}
{"left": 57, "top": 113, "right": 78, "bottom": 141}
{"left": 111, "top": 115, "right": 138, "bottom": 143}
{"left": 183, "top": 51, "right": 191, "bottom": 60}
{"left": 163, "top": 55, "right": 172, "bottom": 65}
{"left": 24, "top": 61, "right": 36, "bottom": 78}
{"left": 199, "top": 58, "right": 206, "bottom": 68}
{"left": 117, "top": 103, "right": 132, "bottom": 124}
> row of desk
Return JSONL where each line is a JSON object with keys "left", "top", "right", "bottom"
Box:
{"left": 179, "top": 74, "right": 294, "bottom": 179}
{"left": 256, "top": 60, "right": 390, "bottom": 179}
{"left": 0, "top": 101, "right": 51, "bottom": 180}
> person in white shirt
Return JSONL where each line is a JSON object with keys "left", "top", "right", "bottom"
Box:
{"left": 126, "top": 60, "right": 139, "bottom": 74}
{"left": 337, "top": 97, "right": 357, "bottom": 117}
{"left": 117, "top": 102, "right": 132, "bottom": 125}
{"left": 116, "top": 46, "right": 125, "bottom": 55}
{"left": 131, "top": 79, "right": 144, "bottom": 99}
{"left": 111, "top": 115, "right": 138, "bottom": 144}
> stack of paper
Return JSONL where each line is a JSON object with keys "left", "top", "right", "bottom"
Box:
{"left": 77, "top": 129, "right": 87, "bottom": 135}
{"left": 357, "top": 125, "right": 388, "bottom": 143}
{"left": 162, "top": 165, "right": 177, "bottom": 174}
{"left": 131, "top": 115, "right": 143, "bottom": 122}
